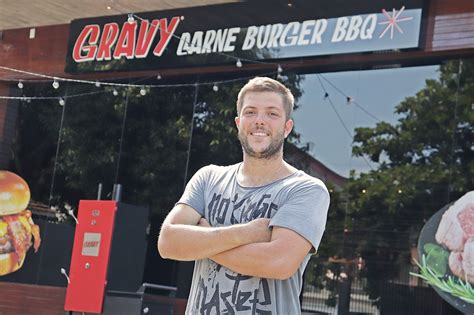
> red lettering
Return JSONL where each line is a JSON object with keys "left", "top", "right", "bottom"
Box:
{"left": 153, "top": 16, "right": 181, "bottom": 56}
{"left": 72, "top": 25, "right": 100, "bottom": 62}
{"left": 97, "top": 23, "right": 119, "bottom": 61}
{"left": 135, "top": 19, "right": 160, "bottom": 58}
{"left": 84, "top": 241, "right": 99, "bottom": 247}
{"left": 113, "top": 21, "right": 137, "bottom": 60}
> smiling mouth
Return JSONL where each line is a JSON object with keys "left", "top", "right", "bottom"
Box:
{"left": 250, "top": 132, "right": 269, "bottom": 136}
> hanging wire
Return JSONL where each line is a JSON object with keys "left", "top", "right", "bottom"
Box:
{"left": 183, "top": 83, "right": 199, "bottom": 190}
{"left": 0, "top": 90, "right": 107, "bottom": 100}
{"left": 0, "top": 65, "right": 290, "bottom": 92}
{"left": 319, "top": 74, "right": 382, "bottom": 123}
{"left": 48, "top": 84, "right": 69, "bottom": 205}
{"left": 317, "top": 74, "right": 374, "bottom": 171}
{"left": 113, "top": 87, "right": 130, "bottom": 186}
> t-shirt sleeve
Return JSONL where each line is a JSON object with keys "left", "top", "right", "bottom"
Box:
{"left": 269, "top": 182, "right": 330, "bottom": 252}
{"left": 176, "top": 165, "right": 213, "bottom": 216}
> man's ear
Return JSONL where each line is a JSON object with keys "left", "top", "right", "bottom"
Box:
{"left": 235, "top": 116, "right": 240, "bottom": 128}
{"left": 284, "top": 119, "right": 294, "bottom": 138}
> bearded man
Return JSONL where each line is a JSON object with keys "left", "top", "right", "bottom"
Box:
{"left": 158, "top": 77, "right": 330, "bottom": 314}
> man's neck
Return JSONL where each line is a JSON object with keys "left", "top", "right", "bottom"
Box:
{"left": 238, "top": 153, "right": 295, "bottom": 187}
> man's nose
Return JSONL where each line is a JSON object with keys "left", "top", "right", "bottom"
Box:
{"left": 254, "top": 112, "right": 266, "bottom": 125}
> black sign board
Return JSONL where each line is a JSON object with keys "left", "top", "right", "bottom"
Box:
{"left": 65, "top": 0, "right": 424, "bottom": 73}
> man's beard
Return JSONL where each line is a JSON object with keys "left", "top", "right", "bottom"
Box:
{"left": 238, "top": 129, "right": 285, "bottom": 159}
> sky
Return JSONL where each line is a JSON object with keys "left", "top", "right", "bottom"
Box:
{"left": 292, "top": 65, "right": 439, "bottom": 178}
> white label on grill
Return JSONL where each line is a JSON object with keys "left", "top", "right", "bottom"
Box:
{"left": 82, "top": 232, "right": 101, "bottom": 257}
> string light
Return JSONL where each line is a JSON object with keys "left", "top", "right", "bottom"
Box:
{"left": 17, "top": 81, "right": 24, "bottom": 89}
{"left": 52, "top": 79, "right": 59, "bottom": 89}
{"left": 277, "top": 64, "right": 283, "bottom": 74}
{"left": 140, "top": 87, "right": 146, "bottom": 96}
{"left": 156, "top": 73, "right": 162, "bottom": 80}
{"left": 107, "top": 6, "right": 112, "bottom": 10}
{"left": 95, "top": 81, "right": 101, "bottom": 87}
{"left": 128, "top": 13, "right": 135, "bottom": 23}
{"left": 236, "top": 58, "right": 242, "bottom": 68}
{"left": 212, "top": 83, "right": 219, "bottom": 92}
{"left": 59, "top": 98, "right": 65, "bottom": 106}
{"left": 113, "top": 89, "right": 118, "bottom": 96}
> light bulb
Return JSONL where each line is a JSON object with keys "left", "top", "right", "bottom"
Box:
{"left": 156, "top": 73, "right": 162, "bottom": 80}
{"left": 128, "top": 13, "right": 135, "bottom": 23}
{"left": 277, "top": 65, "right": 283, "bottom": 73}
{"left": 236, "top": 59, "right": 242, "bottom": 68}
{"left": 213, "top": 84, "right": 219, "bottom": 92}
{"left": 52, "top": 79, "right": 59, "bottom": 89}
{"left": 17, "top": 81, "right": 24, "bottom": 89}
{"left": 59, "top": 98, "right": 65, "bottom": 106}
{"left": 140, "top": 87, "right": 146, "bottom": 96}
{"left": 95, "top": 81, "right": 101, "bottom": 87}
{"left": 113, "top": 89, "right": 118, "bottom": 96}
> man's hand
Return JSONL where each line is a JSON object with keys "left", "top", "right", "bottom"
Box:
{"left": 197, "top": 217, "right": 211, "bottom": 227}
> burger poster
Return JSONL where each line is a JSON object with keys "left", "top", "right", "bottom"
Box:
{"left": 0, "top": 171, "right": 41, "bottom": 276}
{"left": 412, "top": 191, "right": 474, "bottom": 313}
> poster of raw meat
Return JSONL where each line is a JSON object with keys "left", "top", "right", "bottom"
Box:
{"left": 0, "top": 171, "right": 41, "bottom": 276}
{"left": 413, "top": 191, "right": 474, "bottom": 313}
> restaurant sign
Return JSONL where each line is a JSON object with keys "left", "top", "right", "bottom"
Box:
{"left": 65, "top": 0, "right": 423, "bottom": 73}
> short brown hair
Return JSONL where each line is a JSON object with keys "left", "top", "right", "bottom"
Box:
{"left": 236, "top": 77, "right": 294, "bottom": 120}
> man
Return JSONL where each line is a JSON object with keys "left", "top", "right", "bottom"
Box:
{"left": 158, "top": 77, "right": 330, "bottom": 314}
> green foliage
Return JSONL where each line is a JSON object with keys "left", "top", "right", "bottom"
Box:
{"left": 346, "top": 59, "right": 474, "bottom": 300}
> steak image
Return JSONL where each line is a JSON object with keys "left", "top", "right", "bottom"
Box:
{"left": 435, "top": 191, "right": 474, "bottom": 283}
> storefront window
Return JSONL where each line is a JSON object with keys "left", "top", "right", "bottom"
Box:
{"left": 295, "top": 59, "right": 472, "bottom": 314}
{"left": 2, "top": 58, "right": 472, "bottom": 314}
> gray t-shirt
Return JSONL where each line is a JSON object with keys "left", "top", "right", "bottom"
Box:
{"left": 178, "top": 163, "right": 330, "bottom": 314}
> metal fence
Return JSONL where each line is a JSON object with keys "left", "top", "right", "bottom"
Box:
{"left": 300, "top": 258, "right": 462, "bottom": 315}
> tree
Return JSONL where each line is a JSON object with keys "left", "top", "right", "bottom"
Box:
{"left": 346, "top": 59, "right": 473, "bottom": 301}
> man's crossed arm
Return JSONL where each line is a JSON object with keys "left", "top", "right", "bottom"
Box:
{"left": 158, "top": 204, "right": 312, "bottom": 280}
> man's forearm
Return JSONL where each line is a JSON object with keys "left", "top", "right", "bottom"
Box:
{"left": 210, "top": 241, "right": 292, "bottom": 280}
{"left": 158, "top": 219, "right": 271, "bottom": 261}
{"left": 158, "top": 223, "right": 249, "bottom": 261}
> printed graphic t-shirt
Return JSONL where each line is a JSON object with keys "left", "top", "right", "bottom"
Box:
{"left": 178, "top": 163, "right": 330, "bottom": 314}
